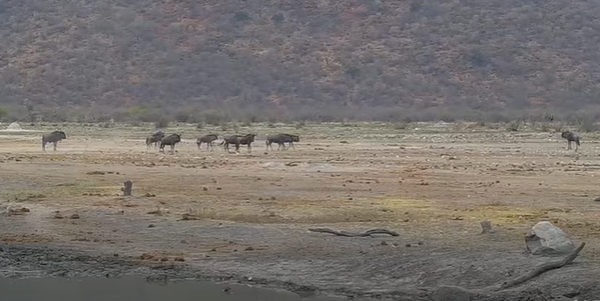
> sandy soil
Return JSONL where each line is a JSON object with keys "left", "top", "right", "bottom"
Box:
{"left": 1, "top": 122, "right": 599, "bottom": 300}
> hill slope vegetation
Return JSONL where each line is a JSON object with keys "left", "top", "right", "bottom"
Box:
{"left": 1, "top": 0, "right": 600, "bottom": 122}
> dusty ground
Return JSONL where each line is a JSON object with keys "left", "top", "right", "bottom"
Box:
{"left": 1, "top": 121, "right": 600, "bottom": 300}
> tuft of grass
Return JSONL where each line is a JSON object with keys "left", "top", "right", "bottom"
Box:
{"left": 4, "top": 192, "right": 47, "bottom": 202}
{"left": 393, "top": 122, "right": 408, "bottom": 130}
{"left": 484, "top": 200, "right": 506, "bottom": 207}
{"left": 506, "top": 120, "right": 521, "bottom": 132}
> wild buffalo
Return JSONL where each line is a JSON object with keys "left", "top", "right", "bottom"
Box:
{"left": 159, "top": 133, "right": 181, "bottom": 153}
{"left": 146, "top": 131, "right": 165, "bottom": 149}
{"left": 561, "top": 130, "right": 580, "bottom": 151}
{"left": 42, "top": 131, "right": 67, "bottom": 151}
{"left": 220, "top": 133, "right": 257, "bottom": 152}
{"left": 196, "top": 134, "right": 219, "bottom": 151}
{"left": 266, "top": 133, "right": 300, "bottom": 151}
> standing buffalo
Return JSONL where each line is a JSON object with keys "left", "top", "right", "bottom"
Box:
{"left": 196, "top": 134, "right": 219, "bottom": 151}
{"left": 561, "top": 130, "right": 580, "bottom": 151}
{"left": 159, "top": 133, "right": 182, "bottom": 153}
{"left": 220, "top": 133, "right": 257, "bottom": 153}
{"left": 42, "top": 131, "right": 67, "bottom": 151}
{"left": 266, "top": 133, "right": 300, "bottom": 151}
{"left": 146, "top": 131, "right": 165, "bottom": 149}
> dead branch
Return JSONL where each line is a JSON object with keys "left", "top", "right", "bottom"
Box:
{"left": 121, "top": 180, "right": 133, "bottom": 196}
{"left": 308, "top": 228, "right": 399, "bottom": 237}
{"left": 499, "top": 242, "right": 585, "bottom": 290}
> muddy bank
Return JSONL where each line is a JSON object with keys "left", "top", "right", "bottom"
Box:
{"left": 0, "top": 243, "right": 327, "bottom": 297}
{"left": 1, "top": 275, "right": 360, "bottom": 301}
{"left": 0, "top": 242, "right": 598, "bottom": 301}
{"left": 0, "top": 243, "right": 397, "bottom": 300}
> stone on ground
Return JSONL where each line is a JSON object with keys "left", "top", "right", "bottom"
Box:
{"left": 525, "top": 221, "right": 575, "bottom": 255}
{"left": 6, "top": 122, "right": 22, "bottom": 130}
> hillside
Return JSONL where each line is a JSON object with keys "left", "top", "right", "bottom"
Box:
{"left": 2, "top": 0, "right": 600, "bottom": 122}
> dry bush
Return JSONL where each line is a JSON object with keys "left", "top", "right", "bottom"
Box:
{"left": 506, "top": 120, "right": 521, "bottom": 132}
{"left": 578, "top": 117, "right": 599, "bottom": 132}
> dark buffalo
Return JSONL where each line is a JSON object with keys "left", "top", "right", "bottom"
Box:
{"left": 220, "top": 135, "right": 241, "bottom": 152}
{"left": 266, "top": 133, "right": 300, "bottom": 151}
{"left": 42, "top": 131, "right": 67, "bottom": 151}
{"left": 220, "top": 133, "right": 257, "bottom": 152}
{"left": 146, "top": 131, "right": 165, "bottom": 149}
{"left": 159, "top": 133, "right": 182, "bottom": 153}
{"left": 561, "top": 130, "right": 580, "bottom": 151}
{"left": 196, "top": 134, "right": 219, "bottom": 151}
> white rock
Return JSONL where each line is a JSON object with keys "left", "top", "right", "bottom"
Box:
{"left": 526, "top": 221, "right": 575, "bottom": 255}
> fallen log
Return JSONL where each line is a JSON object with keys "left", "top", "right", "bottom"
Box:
{"left": 308, "top": 228, "right": 399, "bottom": 237}
{"left": 499, "top": 242, "right": 585, "bottom": 290}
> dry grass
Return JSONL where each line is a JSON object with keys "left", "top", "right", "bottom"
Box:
{"left": 2, "top": 121, "right": 600, "bottom": 249}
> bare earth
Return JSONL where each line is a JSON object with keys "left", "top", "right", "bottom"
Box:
{"left": 1, "top": 122, "right": 599, "bottom": 300}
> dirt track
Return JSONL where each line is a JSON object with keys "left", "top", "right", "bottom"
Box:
{"left": 1, "top": 122, "right": 600, "bottom": 300}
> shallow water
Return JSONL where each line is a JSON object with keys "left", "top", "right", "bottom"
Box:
{"left": 0, "top": 276, "right": 358, "bottom": 301}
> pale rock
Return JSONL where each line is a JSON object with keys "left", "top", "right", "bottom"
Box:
{"left": 526, "top": 221, "right": 575, "bottom": 255}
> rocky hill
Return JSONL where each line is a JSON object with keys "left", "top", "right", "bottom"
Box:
{"left": 1, "top": 0, "right": 600, "bottom": 122}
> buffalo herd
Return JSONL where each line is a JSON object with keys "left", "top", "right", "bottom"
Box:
{"left": 39, "top": 128, "right": 580, "bottom": 153}
{"left": 140, "top": 131, "right": 300, "bottom": 153}
{"left": 40, "top": 129, "right": 301, "bottom": 153}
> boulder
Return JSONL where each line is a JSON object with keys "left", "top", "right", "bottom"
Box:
{"left": 526, "top": 221, "right": 575, "bottom": 255}
{"left": 6, "top": 122, "right": 22, "bottom": 130}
